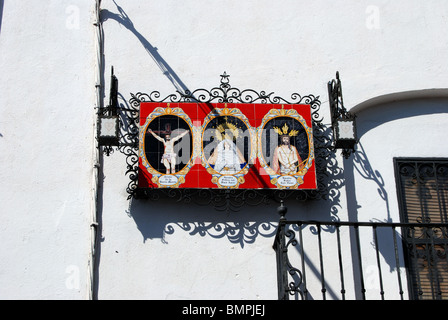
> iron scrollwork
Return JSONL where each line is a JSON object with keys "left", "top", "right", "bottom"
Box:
{"left": 121, "top": 72, "right": 333, "bottom": 211}
{"left": 116, "top": 97, "right": 140, "bottom": 199}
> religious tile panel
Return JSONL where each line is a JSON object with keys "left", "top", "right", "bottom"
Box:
{"left": 138, "top": 102, "right": 316, "bottom": 190}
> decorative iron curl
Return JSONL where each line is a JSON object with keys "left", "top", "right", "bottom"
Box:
{"left": 131, "top": 72, "right": 321, "bottom": 106}
{"left": 284, "top": 228, "right": 306, "bottom": 299}
{"left": 117, "top": 94, "right": 140, "bottom": 199}
{"left": 165, "top": 220, "right": 277, "bottom": 248}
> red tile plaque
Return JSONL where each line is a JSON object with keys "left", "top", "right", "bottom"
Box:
{"left": 138, "top": 102, "right": 316, "bottom": 190}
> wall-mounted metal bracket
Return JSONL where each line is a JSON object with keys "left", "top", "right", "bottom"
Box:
{"left": 328, "top": 72, "right": 358, "bottom": 159}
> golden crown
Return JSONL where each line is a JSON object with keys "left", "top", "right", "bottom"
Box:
{"left": 273, "top": 123, "right": 299, "bottom": 137}
{"left": 215, "top": 122, "right": 240, "bottom": 141}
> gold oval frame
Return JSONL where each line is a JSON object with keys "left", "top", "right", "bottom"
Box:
{"left": 257, "top": 106, "right": 314, "bottom": 189}
{"left": 139, "top": 104, "right": 195, "bottom": 188}
{"left": 200, "top": 106, "right": 257, "bottom": 188}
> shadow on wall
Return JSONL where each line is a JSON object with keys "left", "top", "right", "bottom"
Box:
{"left": 352, "top": 142, "right": 391, "bottom": 221}
{"left": 124, "top": 141, "right": 346, "bottom": 247}
{"left": 346, "top": 97, "right": 448, "bottom": 273}
{"left": 281, "top": 143, "right": 403, "bottom": 300}
{"left": 282, "top": 97, "right": 448, "bottom": 300}
{"left": 345, "top": 142, "right": 403, "bottom": 280}
{"left": 353, "top": 142, "right": 400, "bottom": 274}
{"left": 126, "top": 198, "right": 280, "bottom": 248}
{"left": 0, "top": 0, "right": 3, "bottom": 35}
{"left": 123, "top": 123, "right": 346, "bottom": 248}
{"left": 99, "top": 0, "right": 350, "bottom": 268}
{"left": 116, "top": 105, "right": 345, "bottom": 248}
{"left": 126, "top": 189, "right": 345, "bottom": 249}
{"left": 101, "top": 0, "right": 190, "bottom": 95}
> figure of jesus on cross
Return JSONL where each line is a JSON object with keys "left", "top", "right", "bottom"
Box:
{"left": 148, "top": 123, "right": 189, "bottom": 174}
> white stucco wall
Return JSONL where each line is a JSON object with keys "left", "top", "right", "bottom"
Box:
{"left": 100, "top": 0, "right": 448, "bottom": 108}
{"left": 0, "top": 0, "right": 447, "bottom": 299}
{"left": 0, "top": 1, "right": 96, "bottom": 299}
{"left": 342, "top": 97, "right": 448, "bottom": 300}
{"left": 96, "top": 0, "right": 448, "bottom": 299}
{"left": 351, "top": 98, "right": 448, "bottom": 224}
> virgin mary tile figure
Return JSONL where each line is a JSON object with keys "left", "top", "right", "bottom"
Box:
{"left": 207, "top": 122, "right": 246, "bottom": 174}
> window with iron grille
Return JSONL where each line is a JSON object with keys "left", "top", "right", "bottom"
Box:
{"left": 394, "top": 158, "right": 448, "bottom": 300}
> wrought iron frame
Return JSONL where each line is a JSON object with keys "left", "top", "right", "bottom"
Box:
{"left": 107, "top": 72, "right": 334, "bottom": 211}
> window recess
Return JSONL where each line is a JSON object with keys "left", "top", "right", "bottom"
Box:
{"left": 394, "top": 158, "right": 448, "bottom": 300}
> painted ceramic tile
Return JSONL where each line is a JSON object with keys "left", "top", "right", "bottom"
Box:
{"left": 139, "top": 104, "right": 195, "bottom": 188}
{"left": 256, "top": 105, "right": 316, "bottom": 189}
{"left": 138, "top": 102, "right": 316, "bottom": 190}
